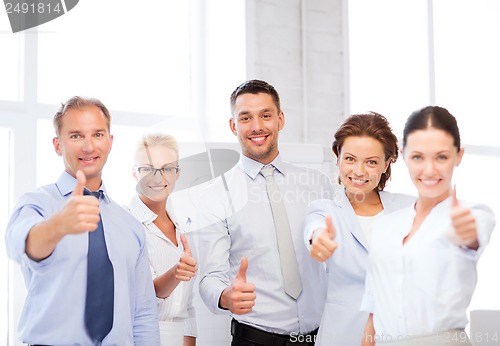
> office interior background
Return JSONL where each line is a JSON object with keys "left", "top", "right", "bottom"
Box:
{"left": 1, "top": 0, "right": 499, "bottom": 345}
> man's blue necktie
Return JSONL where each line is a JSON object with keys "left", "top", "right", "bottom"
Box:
{"left": 84, "top": 190, "right": 114, "bottom": 342}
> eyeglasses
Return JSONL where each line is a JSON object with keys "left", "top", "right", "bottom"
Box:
{"left": 136, "top": 166, "right": 179, "bottom": 176}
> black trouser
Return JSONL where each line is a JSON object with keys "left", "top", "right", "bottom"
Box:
{"left": 231, "top": 319, "right": 318, "bottom": 346}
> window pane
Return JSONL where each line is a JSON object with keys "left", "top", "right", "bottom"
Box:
{"left": 37, "top": 0, "right": 191, "bottom": 117}
{"left": 203, "top": 0, "right": 246, "bottom": 142}
{"left": 36, "top": 120, "right": 64, "bottom": 188}
{"left": 433, "top": 0, "right": 500, "bottom": 146}
{"left": 0, "top": 18, "right": 23, "bottom": 101}
{"left": 348, "top": 0, "right": 430, "bottom": 135}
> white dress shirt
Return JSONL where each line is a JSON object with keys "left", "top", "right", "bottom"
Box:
{"left": 127, "top": 195, "right": 197, "bottom": 340}
{"left": 196, "top": 154, "right": 335, "bottom": 335}
{"left": 361, "top": 197, "right": 496, "bottom": 340}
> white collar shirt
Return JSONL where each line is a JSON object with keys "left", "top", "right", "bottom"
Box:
{"left": 196, "top": 154, "right": 335, "bottom": 334}
{"left": 361, "top": 198, "right": 496, "bottom": 340}
{"left": 127, "top": 195, "right": 197, "bottom": 337}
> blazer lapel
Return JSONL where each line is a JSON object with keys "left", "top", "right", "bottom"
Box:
{"left": 334, "top": 190, "right": 369, "bottom": 251}
{"left": 379, "top": 191, "right": 399, "bottom": 213}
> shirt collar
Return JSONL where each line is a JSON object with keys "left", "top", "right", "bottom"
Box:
{"left": 55, "top": 171, "right": 110, "bottom": 203}
{"left": 237, "top": 153, "right": 286, "bottom": 180}
{"left": 128, "top": 195, "right": 181, "bottom": 242}
{"left": 128, "top": 195, "right": 158, "bottom": 225}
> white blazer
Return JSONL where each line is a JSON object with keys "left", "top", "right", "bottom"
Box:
{"left": 304, "top": 190, "right": 415, "bottom": 346}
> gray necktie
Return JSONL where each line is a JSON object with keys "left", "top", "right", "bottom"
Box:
{"left": 260, "top": 165, "right": 302, "bottom": 299}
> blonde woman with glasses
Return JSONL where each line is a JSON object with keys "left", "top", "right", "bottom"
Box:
{"left": 127, "top": 133, "right": 197, "bottom": 346}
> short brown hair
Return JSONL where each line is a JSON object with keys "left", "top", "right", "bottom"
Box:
{"left": 230, "top": 79, "right": 281, "bottom": 115}
{"left": 53, "top": 96, "right": 111, "bottom": 136}
{"left": 332, "top": 112, "right": 398, "bottom": 190}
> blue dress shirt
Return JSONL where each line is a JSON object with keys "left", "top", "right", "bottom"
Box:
{"left": 5, "top": 171, "right": 160, "bottom": 346}
{"left": 196, "top": 154, "right": 335, "bottom": 335}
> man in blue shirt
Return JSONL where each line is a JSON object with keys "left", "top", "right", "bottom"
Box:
{"left": 5, "top": 96, "right": 160, "bottom": 345}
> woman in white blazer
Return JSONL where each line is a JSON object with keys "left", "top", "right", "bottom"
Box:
{"left": 304, "top": 113, "right": 415, "bottom": 346}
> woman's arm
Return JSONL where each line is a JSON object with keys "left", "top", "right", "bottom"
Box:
{"left": 154, "top": 234, "right": 197, "bottom": 298}
{"left": 361, "top": 313, "right": 375, "bottom": 346}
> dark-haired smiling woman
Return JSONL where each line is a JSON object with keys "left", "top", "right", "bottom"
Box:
{"left": 304, "top": 112, "right": 415, "bottom": 346}
{"left": 361, "top": 106, "right": 496, "bottom": 346}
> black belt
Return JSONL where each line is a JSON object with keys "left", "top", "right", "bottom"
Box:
{"left": 231, "top": 319, "right": 318, "bottom": 346}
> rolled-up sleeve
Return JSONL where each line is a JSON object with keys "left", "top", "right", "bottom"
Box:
{"left": 195, "top": 184, "right": 232, "bottom": 315}
{"left": 183, "top": 279, "right": 197, "bottom": 337}
{"left": 5, "top": 200, "right": 58, "bottom": 274}
{"left": 472, "top": 203, "right": 496, "bottom": 257}
{"left": 183, "top": 316, "right": 197, "bottom": 337}
{"left": 197, "top": 223, "right": 232, "bottom": 314}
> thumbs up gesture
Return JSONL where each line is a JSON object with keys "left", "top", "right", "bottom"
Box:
{"left": 236, "top": 256, "right": 249, "bottom": 283}
{"left": 219, "top": 256, "right": 256, "bottom": 315}
{"left": 449, "top": 186, "right": 479, "bottom": 250}
{"left": 175, "top": 234, "right": 198, "bottom": 281}
{"left": 310, "top": 214, "right": 338, "bottom": 262}
{"left": 56, "top": 170, "right": 100, "bottom": 236}
{"left": 71, "top": 170, "right": 87, "bottom": 197}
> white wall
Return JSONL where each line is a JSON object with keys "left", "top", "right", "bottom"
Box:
{"left": 247, "top": 0, "right": 345, "bottom": 146}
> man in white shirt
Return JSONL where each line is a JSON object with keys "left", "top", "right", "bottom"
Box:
{"left": 196, "top": 80, "right": 335, "bottom": 345}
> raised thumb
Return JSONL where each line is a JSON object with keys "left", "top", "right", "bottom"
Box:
{"left": 325, "top": 214, "right": 336, "bottom": 240}
{"left": 451, "top": 184, "right": 459, "bottom": 207}
{"left": 236, "top": 256, "right": 248, "bottom": 282}
{"left": 72, "top": 170, "right": 86, "bottom": 196}
{"left": 180, "top": 234, "right": 192, "bottom": 256}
